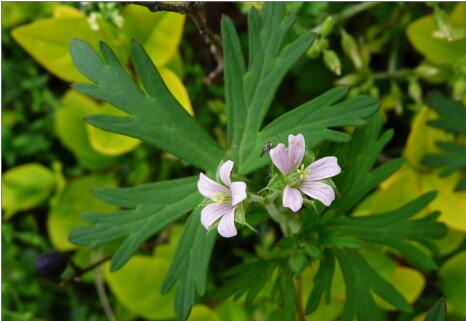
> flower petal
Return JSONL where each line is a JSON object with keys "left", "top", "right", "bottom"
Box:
{"left": 217, "top": 207, "right": 237, "bottom": 238}
{"left": 200, "top": 203, "right": 230, "bottom": 230}
{"left": 288, "top": 134, "right": 305, "bottom": 172}
{"left": 230, "top": 181, "right": 247, "bottom": 206}
{"left": 270, "top": 143, "right": 292, "bottom": 175}
{"left": 305, "top": 156, "right": 341, "bottom": 181}
{"left": 219, "top": 160, "right": 234, "bottom": 187}
{"left": 283, "top": 185, "right": 303, "bottom": 212}
{"left": 197, "top": 173, "right": 229, "bottom": 200}
{"left": 300, "top": 181, "right": 335, "bottom": 206}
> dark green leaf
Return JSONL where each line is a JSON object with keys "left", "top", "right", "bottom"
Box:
{"left": 333, "top": 113, "right": 404, "bottom": 215}
{"left": 305, "top": 250, "right": 335, "bottom": 314}
{"left": 423, "top": 92, "right": 466, "bottom": 191}
{"left": 426, "top": 92, "right": 466, "bottom": 135}
{"left": 424, "top": 298, "right": 446, "bottom": 321}
{"left": 70, "top": 39, "right": 224, "bottom": 170}
{"left": 217, "top": 258, "right": 278, "bottom": 302}
{"left": 69, "top": 177, "right": 200, "bottom": 271}
{"left": 336, "top": 249, "right": 412, "bottom": 321}
{"left": 330, "top": 192, "right": 446, "bottom": 271}
{"left": 161, "top": 209, "right": 216, "bottom": 321}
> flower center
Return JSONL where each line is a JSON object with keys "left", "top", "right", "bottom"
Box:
{"left": 285, "top": 164, "right": 307, "bottom": 188}
{"left": 213, "top": 192, "right": 229, "bottom": 204}
{"left": 296, "top": 164, "right": 306, "bottom": 180}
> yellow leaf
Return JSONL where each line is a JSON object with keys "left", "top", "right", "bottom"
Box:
{"left": 435, "top": 227, "right": 465, "bottom": 256}
{"left": 439, "top": 251, "right": 466, "bottom": 317}
{"left": 47, "top": 174, "right": 116, "bottom": 251}
{"left": 421, "top": 172, "right": 466, "bottom": 232}
{"left": 188, "top": 305, "right": 222, "bottom": 321}
{"left": 104, "top": 255, "right": 176, "bottom": 320}
{"left": 86, "top": 104, "right": 141, "bottom": 156}
{"left": 354, "top": 165, "right": 466, "bottom": 232}
{"left": 12, "top": 16, "right": 101, "bottom": 82}
{"left": 53, "top": 4, "right": 84, "bottom": 18}
{"left": 2, "top": 2, "right": 56, "bottom": 28}
{"left": 2, "top": 163, "right": 56, "bottom": 219}
{"left": 404, "top": 106, "right": 449, "bottom": 170}
{"left": 122, "top": 5, "right": 185, "bottom": 66}
{"left": 160, "top": 67, "right": 193, "bottom": 115}
{"left": 406, "top": 3, "right": 466, "bottom": 65}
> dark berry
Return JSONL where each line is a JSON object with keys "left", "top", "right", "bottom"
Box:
{"left": 35, "top": 251, "right": 68, "bottom": 278}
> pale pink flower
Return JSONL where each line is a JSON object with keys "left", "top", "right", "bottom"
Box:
{"left": 197, "top": 160, "right": 247, "bottom": 237}
{"left": 270, "top": 134, "right": 341, "bottom": 212}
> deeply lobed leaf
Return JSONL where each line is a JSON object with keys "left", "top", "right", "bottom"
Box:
{"left": 330, "top": 192, "right": 446, "bottom": 271}
{"left": 333, "top": 113, "right": 403, "bottom": 215}
{"left": 70, "top": 39, "right": 224, "bottom": 171}
{"left": 69, "top": 177, "right": 201, "bottom": 271}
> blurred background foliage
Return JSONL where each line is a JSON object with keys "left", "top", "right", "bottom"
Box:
{"left": 2, "top": 2, "right": 465, "bottom": 321}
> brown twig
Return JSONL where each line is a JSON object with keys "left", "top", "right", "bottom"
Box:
{"left": 60, "top": 232, "right": 170, "bottom": 287}
{"left": 60, "top": 254, "right": 112, "bottom": 287}
{"left": 128, "top": 2, "right": 224, "bottom": 84}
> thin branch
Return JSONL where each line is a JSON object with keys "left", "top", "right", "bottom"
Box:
{"left": 60, "top": 232, "right": 170, "bottom": 287}
{"left": 129, "top": 2, "right": 224, "bottom": 84}
{"left": 94, "top": 252, "right": 117, "bottom": 321}
{"left": 312, "top": 2, "right": 379, "bottom": 33}
{"left": 60, "top": 254, "right": 112, "bottom": 287}
{"left": 126, "top": 1, "right": 199, "bottom": 14}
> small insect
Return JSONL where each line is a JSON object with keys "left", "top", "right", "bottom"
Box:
{"left": 260, "top": 141, "right": 274, "bottom": 157}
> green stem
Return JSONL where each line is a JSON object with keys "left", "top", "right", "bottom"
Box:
{"left": 372, "top": 69, "right": 410, "bottom": 80}
{"left": 264, "top": 200, "right": 290, "bottom": 237}
{"left": 312, "top": 2, "right": 379, "bottom": 33}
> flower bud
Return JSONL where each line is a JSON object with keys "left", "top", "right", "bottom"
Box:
{"left": 335, "top": 73, "right": 363, "bottom": 87}
{"left": 408, "top": 78, "right": 423, "bottom": 104}
{"left": 320, "top": 16, "right": 334, "bottom": 37}
{"left": 323, "top": 50, "right": 341, "bottom": 75}
{"left": 341, "top": 29, "right": 362, "bottom": 69}
{"left": 307, "top": 37, "right": 328, "bottom": 58}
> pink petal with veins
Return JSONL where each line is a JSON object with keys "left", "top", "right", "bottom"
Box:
{"left": 217, "top": 208, "right": 238, "bottom": 237}
{"left": 288, "top": 134, "right": 305, "bottom": 172}
{"left": 305, "top": 156, "right": 341, "bottom": 181}
{"left": 283, "top": 185, "right": 303, "bottom": 212}
{"left": 197, "top": 173, "right": 229, "bottom": 200}
{"left": 300, "top": 181, "right": 335, "bottom": 206}
{"left": 219, "top": 160, "right": 234, "bottom": 187}
{"left": 270, "top": 143, "right": 291, "bottom": 175}
{"left": 230, "top": 181, "right": 247, "bottom": 206}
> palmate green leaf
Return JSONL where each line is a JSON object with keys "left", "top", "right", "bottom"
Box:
{"left": 333, "top": 113, "right": 404, "bottom": 215}
{"left": 426, "top": 92, "right": 466, "bottom": 135}
{"left": 70, "top": 39, "right": 224, "bottom": 170}
{"left": 222, "top": 3, "right": 378, "bottom": 174}
{"left": 330, "top": 192, "right": 446, "bottom": 271}
{"left": 335, "top": 249, "right": 412, "bottom": 321}
{"left": 423, "top": 92, "right": 466, "bottom": 191}
{"left": 69, "top": 177, "right": 201, "bottom": 271}
{"left": 161, "top": 209, "right": 216, "bottom": 321}
{"left": 423, "top": 143, "right": 466, "bottom": 191}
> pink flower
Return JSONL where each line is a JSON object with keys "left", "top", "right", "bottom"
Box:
{"left": 270, "top": 134, "right": 341, "bottom": 212}
{"left": 197, "top": 160, "right": 247, "bottom": 237}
